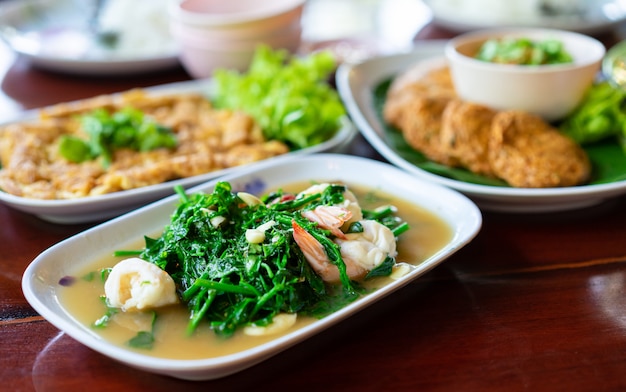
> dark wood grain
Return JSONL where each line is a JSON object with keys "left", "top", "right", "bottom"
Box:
{"left": 2, "top": 22, "right": 626, "bottom": 392}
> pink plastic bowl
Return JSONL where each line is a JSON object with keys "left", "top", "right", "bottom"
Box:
{"left": 169, "top": 0, "right": 305, "bottom": 78}
{"left": 173, "top": 24, "right": 302, "bottom": 78}
{"left": 169, "top": 0, "right": 305, "bottom": 28}
{"left": 170, "top": 16, "right": 302, "bottom": 46}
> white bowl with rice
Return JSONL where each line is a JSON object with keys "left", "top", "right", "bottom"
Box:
{"left": 0, "top": 0, "right": 179, "bottom": 75}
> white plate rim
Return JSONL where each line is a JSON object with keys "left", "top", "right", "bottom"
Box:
{"left": 19, "top": 52, "right": 181, "bottom": 76}
{"left": 0, "top": 0, "right": 180, "bottom": 75}
{"left": 21, "top": 153, "right": 482, "bottom": 380}
{"left": 335, "top": 40, "right": 626, "bottom": 213}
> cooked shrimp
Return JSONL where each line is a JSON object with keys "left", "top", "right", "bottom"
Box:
{"left": 301, "top": 205, "right": 352, "bottom": 239}
{"left": 297, "top": 183, "right": 363, "bottom": 224}
{"left": 104, "top": 257, "right": 178, "bottom": 312}
{"left": 335, "top": 220, "right": 398, "bottom": 271}
{"left": 292, "top": 211, "right": 398, "bottom": 284}
{"left": 292, "top": 220, "right": 367, "bottom": 284}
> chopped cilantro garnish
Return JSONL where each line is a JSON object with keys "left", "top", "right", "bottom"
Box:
{"left": 58, "top": 106, "right": 177, "bottom": 168}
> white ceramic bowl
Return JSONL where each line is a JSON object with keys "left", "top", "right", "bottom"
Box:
{"left": 170, "top": 14, "right": 301, "bottom": 43}
{"left": 168, "top": 0, "right": 304, "bottom": 78}
{"left": 170, "top": 16, "right": 301, "bottom": 48}
{"left": 445, "top": 28, "right": 605, "bottom": 121}
{"left": 173, "top": 24, "right": 302, "bottom": 78}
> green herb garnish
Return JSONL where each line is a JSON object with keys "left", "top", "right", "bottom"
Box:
{"left": 58, "top": 107, "right": 177, "bottom": 168}
{"left": 560, "top": 81, "right": 626, "bottom": 152}
{"left": 93, "top": 295, "right": 119, "bottom": 328}
{"left": 127, "top": 311, "right": 157, "bottom": 349}
{"left": 212, "top": 45, "right": 346, "bottom": 149}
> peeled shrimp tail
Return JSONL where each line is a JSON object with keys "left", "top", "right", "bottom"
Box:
{"left": 292, "top": 220, "right": 338, "bottom": 282}
{"left": 300, "top": 205, "right": 353, "bottom": 239}
{"left": 291, "top": 220, "right": 366, "bottom": 284}
{"left": 104, "top": 257, "right": 178, "bottom": 312}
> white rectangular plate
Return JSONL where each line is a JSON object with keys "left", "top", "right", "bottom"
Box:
{"left": 22, "top": 153, "right": 482, "bottom": 381}
{"left": 0, "top": 79, "right": 356, "bottom": 223}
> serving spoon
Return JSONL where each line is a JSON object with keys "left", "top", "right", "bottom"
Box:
{"left": 91, "top": 0, "right": 118, "bottom": 48}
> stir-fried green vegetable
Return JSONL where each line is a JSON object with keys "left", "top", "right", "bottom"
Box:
{"left": 560, "top": 81, "right": 626, "bottom": 152}
{"left": 212, "top": 45, "right": 346, "bottom": 149}
{"left": 475, "top": 37, "right": 573, "bottom": 65}
{"left": 123, "top": 182, "right": 407, "bottom": 338}
{"left": 58, "top": 107, "right": 177, "bottom": 168}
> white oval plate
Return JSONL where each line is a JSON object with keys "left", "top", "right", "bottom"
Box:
{"left": 0, "top": 0, "right": 179, "bottom": 75}
{"left": 0, "top": 79, "right": 356, "bottom": 224}
{"left": 335, "top": 41, "right": 626, "bottom": 213}
{"left": 423, "top": 0, "right": 626, "bottom": 35}
{"left": 22, "top": 153, "right": 482, "bottom": 381}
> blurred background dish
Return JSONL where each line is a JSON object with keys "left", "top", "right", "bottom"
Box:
{"left": 299, "top": 0, "right": 430, "bottom": 64}
{"left": 423, "top": 0, "right": 626, "bottom": 34}
{"left": 0, "top": 0, "right": 179, "bottom": 75}
{"left": 0, "top": 0, "right": 431, "bottom": 77}
{"left": 0, "top": 76, "right": 357, "bottom": 224}
{"left": 335, "top": 42, "right": 626, "bottom": 213}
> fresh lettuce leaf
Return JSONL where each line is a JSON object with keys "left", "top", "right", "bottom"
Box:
{"left": 212, "top": 45, "right": 345, "bottom": 149}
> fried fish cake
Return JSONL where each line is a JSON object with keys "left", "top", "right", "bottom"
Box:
{"left": 383, "top": 63, "right": 459, "bottom": 166}
{"left": 387, "top": 60, "right": 456, "bottom": 101}
{"left": 384, "top": 93, "right": 458, "bottom": 166}
{"left": 440, "top": 100, "right": 497, "bottom": 177}
{"left": 488, "top": 110, "right": 591, "bottom": 188}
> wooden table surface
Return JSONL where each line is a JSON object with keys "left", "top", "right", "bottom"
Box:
{"left": 3, "top": 16, "right": 626, "bottom": 391}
